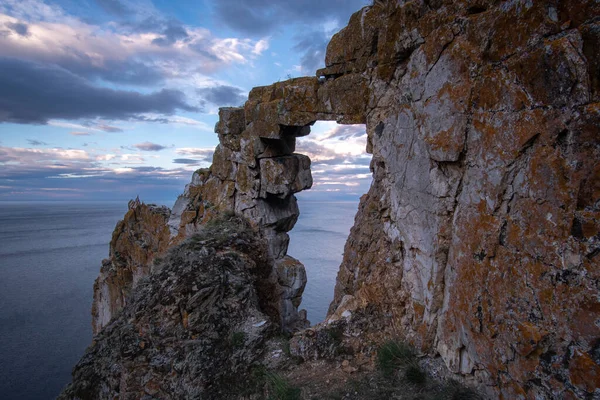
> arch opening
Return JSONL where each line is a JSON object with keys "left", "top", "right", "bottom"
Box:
{"left": 288, "top": 121, "right": 372, "bottom": 324}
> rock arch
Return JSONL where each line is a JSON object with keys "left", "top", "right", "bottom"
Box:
{"left": 166, "top": 75, "right": 370, "bottom": 331}
{"left": 92, "top": 1, "right": 600, "bottom": 397}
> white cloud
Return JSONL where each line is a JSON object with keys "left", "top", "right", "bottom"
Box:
{"left": 252, "top": 38, "right": 269, "bottom": 55}
{"left": 0, "top": 1, "right": 269, "bottom": 87}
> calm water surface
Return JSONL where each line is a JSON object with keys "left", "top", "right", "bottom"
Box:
{"left": 0, "top": 198, "right": 358, "bottom": 399}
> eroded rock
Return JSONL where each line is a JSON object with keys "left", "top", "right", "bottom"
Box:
{"left": 86, "top": 0, "right": 600, "bottom": 397}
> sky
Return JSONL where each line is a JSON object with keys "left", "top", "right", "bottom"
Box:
{"left": 0, "top": 0, "right": 372, "bottom": 204}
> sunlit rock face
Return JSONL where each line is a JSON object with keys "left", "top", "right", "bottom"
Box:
{"left": 88, "top": 0, "right": 600, "bottom": 397}
{"left": 91, "top": 200, "right": 171, "bottom": 335}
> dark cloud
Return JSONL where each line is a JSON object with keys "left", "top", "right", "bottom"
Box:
{"left": 321, "top": 125, "right": 366, "bottom": 140}
{"left": 0, "top": 58, "right": 198, "bottom": 124}
{"left": 134, "top": 142, "right": 167, "bottom": 151}
{"left": 173, "top": 158, "right": 200, "bottom": 165}
{"left": 87, "top": 59, "right": 165, "bottom": 86}
{"left": 293, "top": 31, "right": 329, "bottom": 73}
{"left": 26, "top": 139, "right": 47, "bottom": 146}
{"left": 5, "top": 22, "right": 29, "bottom": 36}
{"left": 152, "top": 20, "right": 189, "bottom": 47}
{"left": 94, "top": 0, "right": 131, "bottom": 16}
{"left": 211, "top": 0, "right": 367, "bottom": 36}
{"left": 197, "top": 85, "right": 246, "bottom": 106}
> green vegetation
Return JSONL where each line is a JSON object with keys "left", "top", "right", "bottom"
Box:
{"left": 265, "top": 371, "right": 301, "bottom": 400}
{"left": 376, "top": 340, "right": 416, "bottom": 376}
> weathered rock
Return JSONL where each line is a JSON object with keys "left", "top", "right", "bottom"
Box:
{"left": 259, "top": 155, "right": 312, "bottom": 199}
{"left": 322, "top": 1, "right": 600, "bottom": 398}
{"left": 62, "top": 215, "right": 274, "bottom": 399}
{"left": 86, "top": 0, "right": 600, "bottom": 397}
{"left": 91, "top": 201, "right": 171, "bottom": 334}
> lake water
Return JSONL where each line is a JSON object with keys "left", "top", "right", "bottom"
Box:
{"left": 0, "top": 198, "right": 358, "bottom": 399}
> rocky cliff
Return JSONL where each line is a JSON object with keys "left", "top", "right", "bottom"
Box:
{"left": 62, "top": 215, "right": 276, "bottom": 399}
{"left": 72, "top": 0, "right": 599, "bottom": 398}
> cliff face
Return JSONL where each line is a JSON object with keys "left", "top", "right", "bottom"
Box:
{"left": 83, "top": 0, "right": 600, "bottom": 398}
{"left": 320, "top": 1, "right": 600, "bottom": 398}
{"left": 92, "top": 200, "right": 171, "bottom": 334}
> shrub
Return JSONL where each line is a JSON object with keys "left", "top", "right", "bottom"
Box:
{"left": 265, "top": 371, "right": 302, "bottom": 400}
{"left": 405, "top": 363, "right": 427, "bottom": 384}
{"left": 376, "top": 340, "right": 416, "bottom": 376}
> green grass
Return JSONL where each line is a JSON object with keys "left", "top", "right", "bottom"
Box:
{"left": 376, "top": 340, "right": 416, "bottom": 376}
{"left": 265, "top": 371, "right": 302, "bottom": 400}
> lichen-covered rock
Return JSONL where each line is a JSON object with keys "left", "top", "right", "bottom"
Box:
{"left": 321, "top": 1, "right": 600, "bottom": 398}
{"left": 91, "top": 200, "right": 171, "bottom": 334}
{"left": 61, "top": 215, "right": 274, "bottom": 399}
{"left": 86, "top": 0, "right": 599, "bottom": 397}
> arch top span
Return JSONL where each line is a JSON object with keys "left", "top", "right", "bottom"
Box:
{"left": 244, "top": 75, "right": 368, "bottom": 129}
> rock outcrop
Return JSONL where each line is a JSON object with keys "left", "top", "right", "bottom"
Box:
{"left": 62, "top": 215, "right": 275, "bottom": 399}
{"left": 82, "top": 0, "right": 600, "bottom": 398}
{"left": 92, "top": 200, "right": 171, "bottom": 334}
{"left": 319, "top": 1, "right": 600, "bottom": 398}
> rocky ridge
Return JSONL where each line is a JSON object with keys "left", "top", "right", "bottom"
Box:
{"left": 75, "top": 0, "right": 599, "bottom": 398}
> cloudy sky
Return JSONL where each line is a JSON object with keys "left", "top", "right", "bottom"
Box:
{"left": 0, "top": 0, "right": 371, "bottom": 204}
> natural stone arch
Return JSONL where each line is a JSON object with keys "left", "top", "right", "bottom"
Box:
{"left": 90, "top": 2, "right": 600, "bottom": 397}
{"left": 164, "top": 76, "right": 371, "bottom": 332}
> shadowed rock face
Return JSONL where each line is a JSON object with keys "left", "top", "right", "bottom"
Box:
{"left": 87, "top": 0, "right": 600, "bottom": 397}
{"left": 62, "top": 216, "right": 274, "bottom": 400}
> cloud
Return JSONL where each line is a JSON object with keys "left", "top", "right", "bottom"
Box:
{"left": 174, "top": 147, "right": 214, "bottom": 165}
{"left": 0, "top": 144, "right": 193, "bottom": 201}
{"left": 291, "top": 122, "right": 372, "bottom": 192}
{"left": 176, "top": 147, "right": 214, "bottom": 157}
{"left": 293, "top": 31, "right": 329, "bottom": 73}
{"left": 209, "top": 1, "right": 364, "bottom": 75}
{"left": 134, "top": 142, "right": 167, "bottom": 151}
{"left": 5, "top": 21, "right": 28, "bottom": 36}
{"left": 0, "top": 6, "right": 272, "bottom": 88}
{"left": 197, "top": 85, "right": 246, "bottom": 106}
{"left": 151, "top": 20, "right": 189, "bottom": 47}
{"left": 26, "top": 139, "right": 47, "bottom": 146}
{"left": 96, "top": 124, "right": 124, "bottom": 133}
{"left": 51, "top": 121, "right": 124, "bottom": 133}
{"left": 94, "top": 0, "right": 131, "bottom": 16}
{"left": 0, "top": 58, "right": 197, "bottom": 124}
{"left": 173, "top": 158, "right": 200, "bottom": 165}
{"left": 319, "top": 124, "right": 367, "bottom": 141}
{"left": 253, "top": 38, "right": 269, "bottom": 55}
{"left": 211, "top": 0, "right": 366, "bottom": 36}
